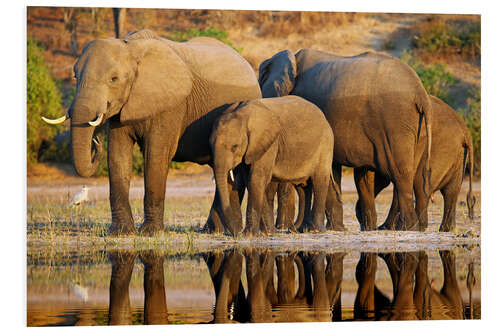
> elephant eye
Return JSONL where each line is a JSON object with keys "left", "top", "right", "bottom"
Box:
{"left": 110, "top": 76, "right": 119, "bottom": 83}
{"left": 231, "top": 144, "right": 238, "bottom": 152}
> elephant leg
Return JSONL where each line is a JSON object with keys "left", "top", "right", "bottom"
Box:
{"left": 439, "top": 175, "right": 461, "bottom": 232}
{"left": 354, "top": 168, "right": 377, "bottom": 231}
{"left": 413, "top": 251, "right": 431, "bottom": 320}
{"left": 326, "top": 253, "right": 345, "bottom": 321}
{"left": 439, "top": 250, "right": 463, "bottom": 315}
{"left": 140, "top": 251, "right": 168, "bottom": 324}
{"left": 261, "top": 181, "right": 278, "bottom": 235}
{"left": 108, "top": 251, "right": 137, "bottom": 325}
{"left": 215, "top": 251, "right": 244, "bottom": 323}
{"left": 387, "top": 140, "right": 419, "bottom": 231}
{"left": 277, "top": 183, "right": 296, "bottom": 230}
{"left": 394, "top": 174, "right": 418, "bottom": 231}
{"left": 205, "top": 166, "right": 246, "bottom": 234}
{"left": 244, "top": 165, "right": 272, "bottom": 236}
{"left": 108, "top": 125, "right": 136, "bottom": 236}
{"left": 326, "top": 175, "right": 345, "bottom": 231}
{"left": 203, "top": 194, "right": 225, "bottom": 234}
{"left": 354, "top": 252, "right": 377, "bottom": 320}
{"left": 245, "top": 249, "right": 273, "bottom": 322}
{"left": 292, "top": 186, "right": 306, "bottom": 232}
{"left": 140, "top": 133, "right": 178, "bottom": 235}
{"left": 276, "top": 254, "right": 296, "bottom": 304}
{"left": 311, "top": 253, "right": 330, "bottom": 321}
{"left": 413, "top": 171, "right": 430, "bottom": 232}
{"left": 332, "top": 162, "right": 342, "bottom": 192}
{"left": 298, "top": 183, "right": 313, "bottom": 233}
{"left": 388, "top": 253, "right": 418, "bottom": 320}
{"left": 375, "top": 173, "right": 397, "bottom": 230}
{"left": 310, "top": 171, "right": 329, "bottom": 232}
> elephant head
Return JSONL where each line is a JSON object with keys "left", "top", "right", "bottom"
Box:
{"left": 210, "top": 102, "right": 280, "bottom": 235}
{"left": 258, "top": 50, "right": 296, "bottom": 98}
{"left": 42, "top": 30, "right": 193, "bottom": 177}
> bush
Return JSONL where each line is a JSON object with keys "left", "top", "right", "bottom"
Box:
{"left": 412, "top": 18, "right": 480, "bottom": 61}
{"left": 457, "top": 88, "right": 481, "bottom": 176}
{"left": 27, "top": 37, "right": 63, "bottom": 165}
{"left": 168, "top": 27, "right": 242, "bottom": 53}
{"left": 401, "top": 50, "right": 458, "bottom": 105}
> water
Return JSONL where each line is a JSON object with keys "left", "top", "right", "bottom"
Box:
{"left": 27, "top": 246, "right": 480, "bottom": 326}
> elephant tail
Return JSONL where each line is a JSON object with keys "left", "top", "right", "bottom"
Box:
{"left": 417, "top": 96, "right": 433, "bottom": 201}
{"left": 330, "top": 171, "right": 343, "bottom": 204}
{"left": 463, "top": 130, "right": 476, "bottom": 218}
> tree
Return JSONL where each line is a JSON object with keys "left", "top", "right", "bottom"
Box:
{"left": 112, "top": 8, "right": 126, "bottom": 38}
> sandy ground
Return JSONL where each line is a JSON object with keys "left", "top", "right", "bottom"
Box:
{"left": 27, "top": 164, "right": 481, "bottom": 253}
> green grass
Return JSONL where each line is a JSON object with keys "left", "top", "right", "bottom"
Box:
{"left": 458, "top": 87, "right": 481, "bottom": 175}
{"left": 412, "top": 18, "right": 480, "bottom": 61}
{"left": 401, "top": 49, "right": 459, "bottom": 105}
{"left": 167, "top": 27, "right": 242, "bottom": 53}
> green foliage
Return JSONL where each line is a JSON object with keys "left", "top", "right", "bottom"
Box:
{"left": 401, "top": 50, "right": 458, "bottom": 105}
{"left": 413, "top": 19, "right": 480, "bottom": 61}
{"left": 168, "top": 27, "right": 242, "bottom": 53}
{"left": 458, "top": 88, "right": 481, "bottom": 175}
{"left": 132, "top": 144, "right": 144, "bottom": 176}
{"left": 27, "top": 37, "right": 63, "bottom": 165}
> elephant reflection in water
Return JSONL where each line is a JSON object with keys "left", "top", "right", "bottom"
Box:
{"left": 202, "top": 250, "right": 249, "bottom": 323}
{"left": 204, "top": 249, "right": 345, "bottom": 323}
{"left": 354, "top": 250, "right": 463, "bottom": 321}
{"left": 108, "top": 251, "right": 168, "bottom": 325}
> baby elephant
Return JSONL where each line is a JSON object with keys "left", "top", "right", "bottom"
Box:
{"left": 210, "top": 95, "right": 341, "bottom": 236}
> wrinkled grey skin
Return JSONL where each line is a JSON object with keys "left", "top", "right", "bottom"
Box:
{"left": 259, "top": 49, "right": 433, "bottom": 231}
{"left": 355, "top": 95, "right": 476, "bottom": 232}
{"left": 43, "top": 29, "right": 260, "bottom": 235}
{"left": 210, "top": 96, "right": 342, "bottom": 236}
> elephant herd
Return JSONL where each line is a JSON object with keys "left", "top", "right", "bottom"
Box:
{"left": 106, "top": 249, "right": 471, "bottom": 324}
{"left": 41, "top": 29, "right": 476, "bottom": 237}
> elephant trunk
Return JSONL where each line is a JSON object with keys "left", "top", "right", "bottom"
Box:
{"left": 214, "top": 167, "right": 237, "bottom": 237}
{"left": 70, "top": 97, "right": 106, "bottom": 178}
{"left": 71, "top": 124, "right": 102, "bottom": 177}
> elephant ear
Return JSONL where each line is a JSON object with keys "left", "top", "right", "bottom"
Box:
{"left": 120, "top": 38, "right": 193, "bottom": 123}
{"left": 244, "top": 103, "right": 281, "bottom": 164}
{"left": 258, "top": 50, "right": 296, "bottom": 98}
{"left": 123, "top": 29, "right": 160, "bottom": 41}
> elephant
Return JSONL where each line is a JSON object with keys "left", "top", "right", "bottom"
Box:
{"left": 413, "top": 251, "right": 463, "bottom": 320}
{"left": 108, "top": 250, "right": 169, "bottom": 325}
{"left": 353, "top": 252, "right": 391, "bottom": 320}
{"left": 210, "top": 95, "right": 342, "bottom": 236}
{"left": 377, "top": 252, "right": 420, "bottom": 321}
{"left": 42, "top": 29, "right": 261, "bottom": 236}
{"left": 108, "top": 251, "right": 136, "bottom": 325}
{"left": 203, "top": 250, "right": 249, "bottom": 323}
{"left": 354, "top": 95, "right": 476, "bottom": 232}
{"left": 140, "top": 251, "right": 169, "bottom": 324}
{"left": 258, "top": 48, "right": 433, "bottom": 231}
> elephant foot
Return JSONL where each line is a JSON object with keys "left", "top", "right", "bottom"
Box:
{"left": 418, "top": 223, "right": 428, "bottom": 232}
{"left": 397, "top": 221, "right": 418, "bottom": 231}
{"left": 326, "top": 223, "right": 345, "bottom": 232}
{"left": 377, "top": 222, "right": 396, "bottom": 231}
{"left": 108, "top": 223, "right": 137, "bottom": 236}
{"left": 138, "top": 222, "right": 163, "bottom": 236}
{"left": 438, "top": 224, "right": 453, "bottom": 233}
{"left": 396, "top": 211, "right": 419, "bottom": 231}
{"left": 242, "top": 227, "right": 260, "bottom": 237}
{"left": 288, "top": 225, "right": 298, "bottom": 233}
{"left": 309, "top": 224, "right": 326, "bottom": 233}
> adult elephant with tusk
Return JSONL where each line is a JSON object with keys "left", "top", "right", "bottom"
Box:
{"left": 42, "top": 29, "right": 261, "bottom": 236}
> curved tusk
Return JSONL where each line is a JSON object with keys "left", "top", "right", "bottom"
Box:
{"left": 229, "top": 169, "right": 235, "bottom": 182}
{"left": 88, "top": 113, "right": 104, "bottom": 127}
{"left": 41, "top": 112, "right": 69, "bottom": 125}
